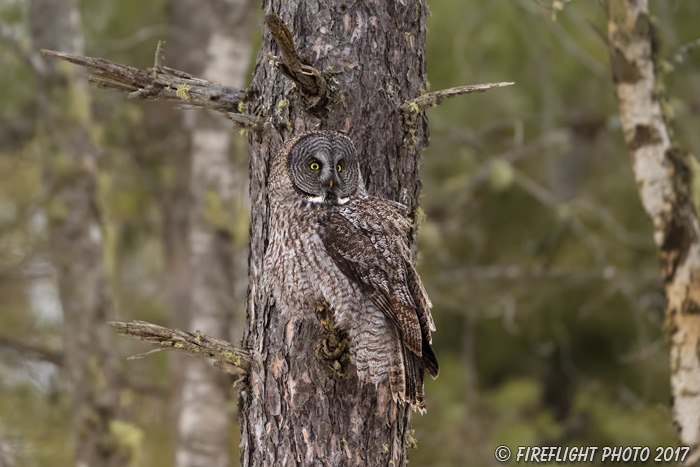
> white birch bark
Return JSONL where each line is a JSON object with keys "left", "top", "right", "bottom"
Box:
{"left": 608, "top": 1, "right": 700, "bottom": 463}
{"left": 170, "top": 1, "right": 255, "bottom": 466}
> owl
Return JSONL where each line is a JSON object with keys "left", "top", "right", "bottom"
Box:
{"left": 264, "top": 130, "right": 438, "bottom": 411}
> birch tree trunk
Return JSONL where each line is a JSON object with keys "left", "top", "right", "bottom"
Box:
{"left": 28, "top": 0, "right": 129, "bottom": 465}
{"left": 166, "top": 1, "right": 255, "bottom": 466}
{"left": 240, "top": 1, "right": 429, "bottom": 465}
{"left": 607, "top": 1, "right": 700, "bottom": 463}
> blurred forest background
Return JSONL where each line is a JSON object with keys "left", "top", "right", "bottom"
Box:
{"left": 0, "top": 0, "right": 699, "bottom": 466}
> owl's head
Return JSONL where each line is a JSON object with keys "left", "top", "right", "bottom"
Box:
{"left": 286, "top": 131, "right": 361, "bottom": 204}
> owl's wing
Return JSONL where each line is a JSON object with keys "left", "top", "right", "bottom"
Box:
{"left": 319, "top": 199, "right": 438, "bottom": 378}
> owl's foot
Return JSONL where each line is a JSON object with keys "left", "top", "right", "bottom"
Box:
{"left": 315, "top": 302, "right": 351, "bottom": 377}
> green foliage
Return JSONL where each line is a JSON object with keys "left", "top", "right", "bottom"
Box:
{"left": 110, "top": 420, "right": 144, "bottom": 467}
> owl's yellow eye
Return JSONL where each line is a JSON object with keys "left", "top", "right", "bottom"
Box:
{"left": 336, "top": 164, "right": 342, "bottom": 172}
{"left": 310, "top": 162, "right": 320, "bottom": 170}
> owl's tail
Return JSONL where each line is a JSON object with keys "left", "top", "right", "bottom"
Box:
{"left": 390, "top": 336, "right": 439, "bottom": 413}
{"left": 403, "top": 347, "right": 426, "bottom": 412}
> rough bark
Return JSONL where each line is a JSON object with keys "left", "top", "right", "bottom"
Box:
{"left": 240, "top": 2, "right": 430, "bottom": 465}
{"left": 166, "top": 1, "right": 256, "bottom": 466}
{"left": 607, "top": 1, "right": 700, "bottom": 462}
{"left": 28, "top": 0, "right": 129, "bottom": 465}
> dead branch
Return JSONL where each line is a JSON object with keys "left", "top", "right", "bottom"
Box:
{"left": 400, "top": 82, "right": 514, "bottom": 113}
{"left": 264, "top": 13, "right": 327, "bottom": 108}
{"left": 0, "top": 336, "right": 62, "bottom": 365}
{"left": 109, "top": 320, "right": 250, "bottom": 375}
{"left": 40, "top": 44, "right": 261, "bottom": 129}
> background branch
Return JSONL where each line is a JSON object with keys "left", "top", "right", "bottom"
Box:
{"left": 0, "top": 23, "right": 46, "bottom": 77}
{"left": 0, "top": 336, "right": 62, "bottom": 365}
{"left": 0, "top": 335, "right": 167, "bottom": 396}
{"left": 109, "top": 321, "right": 250, "bottom": 375}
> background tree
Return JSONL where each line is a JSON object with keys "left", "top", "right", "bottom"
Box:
{"left": 164, "top": 1, "right": 255, "bottom": 466}
{"left": 27, "top": 0, "right": 130, "bottom": 465}
{"left": 607, "top": 0, "right": 700, "bottom": 462}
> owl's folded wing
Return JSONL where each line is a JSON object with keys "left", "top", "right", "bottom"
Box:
{"left": 318, "top": 201, "right": 438, "bottom": 378}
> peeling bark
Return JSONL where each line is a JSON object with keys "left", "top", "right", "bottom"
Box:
{"left": 607, "top": 1, "right": 700, "bottom": 463}
{"left": 240, "top": 2, "right": 430, "bottom": 465}
{"left": 28, "top": 0, "right": 129, "bottom": 465}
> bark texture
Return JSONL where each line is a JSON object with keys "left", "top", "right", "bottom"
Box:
{"left": 166, "top": 1, "right": 255, "bottom": 466}
{"left": 240, "top": 2, "right": 429, "bottom": 465}
{"left": 28, "top": 0, "right": 129, "bottom": 465}
{"left": 607, "top": 1, "right": 700, "bottom": 462}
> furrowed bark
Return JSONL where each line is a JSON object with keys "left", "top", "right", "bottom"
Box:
{"left": 607, "top": 1, "right": 700, "bottom": 462}
{"left": 28, "top": 0, "right": 130, "bottom": 465}
{"left": 166, "top": 1, "right": 256, "bottom": 466}
{"left": 240, "top": 3, "right": 430, "bottom": 466}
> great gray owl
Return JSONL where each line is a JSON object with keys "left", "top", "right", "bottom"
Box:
{"left": 264, "top": 130, "right": 438, "bottom": 411}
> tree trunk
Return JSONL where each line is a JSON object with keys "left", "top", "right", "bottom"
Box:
{"left": 166, "top": 1, "right": 256, "bottom": 466}
{"left": 607, "top": 1, "right": 700, "bottom": 463}
{"left": 28, "top": 0, "right": 129, "bottom": 465}
{"left": 240, "top": 1, "right": 429, "bottom": 465}
{"left": 0, "top": 431, "right": 16, "bottom": 467}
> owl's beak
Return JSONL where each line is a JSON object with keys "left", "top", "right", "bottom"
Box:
{"left": 329, "top": 179, "right": 333, "bottom": 188}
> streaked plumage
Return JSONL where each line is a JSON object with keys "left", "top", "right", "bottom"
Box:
{"left": 264, "top": 130, "right": 438, "bottom": 410}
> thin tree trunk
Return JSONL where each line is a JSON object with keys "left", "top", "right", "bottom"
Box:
{"left": 0, "top": 431, "right": 16, "bottom": 467}
{"left": 241, "top": 2, "right": 429, "bottom": 465}
{"left": 27, "top": 0, "right": 129, "bottom": 465}
{"left": 166, "top": 1, "right": 256, "bottom": 466}
{"left": 607, "top": 1, "right": 700, "bottom": 463}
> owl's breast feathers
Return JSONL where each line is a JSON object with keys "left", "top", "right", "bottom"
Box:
{"left": 318, "top": 198, "right": 439, "bottom": 385}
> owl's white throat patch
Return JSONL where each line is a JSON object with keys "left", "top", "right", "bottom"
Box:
{"left": 305, "top": 194, "right": 351, "bottom": 205}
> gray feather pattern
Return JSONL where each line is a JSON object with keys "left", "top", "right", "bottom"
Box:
{"left": 264, "top": 131, "right": 438, "bottom": 411}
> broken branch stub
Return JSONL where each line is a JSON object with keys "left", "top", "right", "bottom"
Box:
{"left": 400, "top": 82, "right": 515, "bottom": 114}
{"left": 109, "top": 320, "right": 251, "bottom": 375}
{"left": 264, "top": 13, "right": 327, "bottom": 109}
